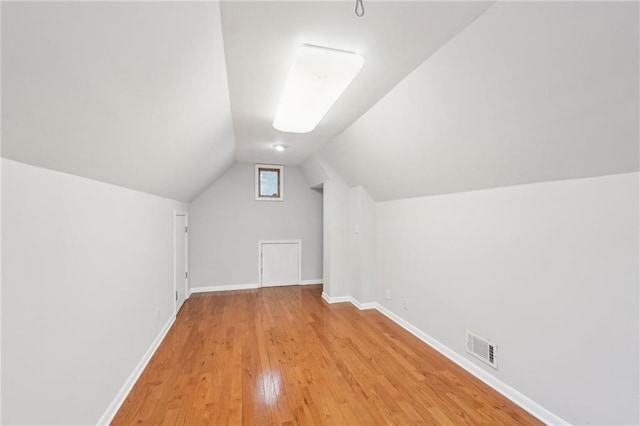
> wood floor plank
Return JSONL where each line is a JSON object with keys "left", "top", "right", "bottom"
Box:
{"left": 112, "top": 285, "right": 541, "bottom": 425}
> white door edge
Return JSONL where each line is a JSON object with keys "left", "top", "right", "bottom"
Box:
{"left": 173, "top": 211, "right": 188, "bottom": 315}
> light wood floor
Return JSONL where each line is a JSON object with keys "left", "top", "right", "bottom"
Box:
{"left": 113, "top": 285, "right": 541, "bottom": 425}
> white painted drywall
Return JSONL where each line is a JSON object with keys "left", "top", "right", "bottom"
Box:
{"left": 376, "top": 173, "right": 639, "bottom": 425}
{"left": 1, "top": 159, "right": 187, "bottom": 424}
{"left": 348, "top": 186, "right": 376, "bottom": 303}
{"left": 2, "top": 1, "right": 235, "bottom": 202}
{"left": 308, "top": 155, "right": 376, "bottom": 301}
{"left": 322, "top": 166, "right": 351, "bottom": 298}
{"left": 0, "top": 114, "right": 3, "bottom": 423}
{"left": 0, "top": 39, "right": 4, "bottom": 416}
{"left": 189, "top": 163, "right": 322, "bottom": 288}
{"left": 300, "top": 154, "right": 330, "bottom": 189}
{"left": 322, "top": 1, "right": 639, "bottom": 201}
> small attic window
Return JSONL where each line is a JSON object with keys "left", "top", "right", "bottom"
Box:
{"left": 255, "top": 164, "right": 284, "bottom": 201}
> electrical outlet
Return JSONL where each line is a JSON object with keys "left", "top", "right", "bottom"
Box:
{"left": 385, "top": 289, "right": 391, "bottom": 300}
{"left": 403, "top": 299, "right": 408, "bottom": 310}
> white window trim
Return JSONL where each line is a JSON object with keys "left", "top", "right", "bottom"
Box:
{"left": 255, "top": 164, "right": 284, "bottom": 201}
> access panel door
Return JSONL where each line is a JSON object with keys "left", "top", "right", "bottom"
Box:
{"left": 260, "top": 241, "right": 301, "bottom": 287}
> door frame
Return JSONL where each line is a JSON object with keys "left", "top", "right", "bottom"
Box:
{"left": 258, "top": 239, "right": 302, "bottom": 287}
{"left": 173, "top": 211, "right": 189, "bottom": 315}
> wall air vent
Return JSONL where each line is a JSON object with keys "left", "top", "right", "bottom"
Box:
{"left": 466, "top": 330, "right": 498, "bottom": 369}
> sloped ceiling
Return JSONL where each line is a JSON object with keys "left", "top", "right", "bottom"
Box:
{"left": 322, "top": 1, "right": 639, "bottom": 201}
{"left": 1, "top": 1, "right": 235, "bottom": 202}
{"left": 3, "top": 2, "right": 637, "bottom": 203}
{"left": 220, "top": 1, "right": 492, "bottom": 166}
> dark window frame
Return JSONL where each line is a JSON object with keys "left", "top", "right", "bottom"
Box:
{"left": 255, "top": 164, "right": 284, "bottom": 201}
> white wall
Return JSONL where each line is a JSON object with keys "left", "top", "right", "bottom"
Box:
{"left": 322, "top": 1, "right": 638, "bottom": 201}
{"left": 299, "top": 154, "right": 345, "bottom": 297}
{"left": 300, "top": 153, "right": 329, "bottom": 189}
{"left": 321, "top": 167, "right": 350, "bottom": 298}
{"left": 0, "top": 123, "right": 3, "bottom": 423}
{"left": 376, "top": 173, "right": 639, "bottom": 425}
{"left": 348, "top": 186, "right": 376, "bottom": 303}
{"left": 1, "top": 159, "right": 187, "bottom": 424}
{"left": 189, "top": 163, "right": 322, "bottom": 288}
{"left": 299, "top": 154, "right": 376, "bottom": 301}
{"left": 2, "top": 1, "right": 236, "bottom": 202}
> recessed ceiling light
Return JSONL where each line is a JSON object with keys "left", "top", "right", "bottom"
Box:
{"left": 273, "top": 44, "right": 364, "bottom": 134}
{"left": 272, "top": 144, "right": 288, "bottom": 152}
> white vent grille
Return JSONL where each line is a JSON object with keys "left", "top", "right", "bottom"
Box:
{"left": 466, "top": 330, "right": 498, "bottom": 369}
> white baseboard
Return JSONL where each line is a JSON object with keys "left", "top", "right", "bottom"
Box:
{"left": 300, "top": 279, "right": 323, "bottom": 285}
{"left": 349, "top": 298, "right": 377, "bottom": 310}
{"left": 358, "top": 302, "right": 568, "bottom": 426}
{"left": 190, "top": 283, "right": 259, "bottom": 293}
{"left": 321, "top": 292, "right": 351, "bottom": 304}
{"left": 321, "top": 293, "right": 376, "bottom": 310}
{"left": 192, "top": 282, "right": 320, "bottom": 293}
{"left": 97, "top": 315, "right": 176, "bottom": 425}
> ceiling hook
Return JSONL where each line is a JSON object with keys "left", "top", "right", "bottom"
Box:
{"left": 355, "top": 0, "right": 364, "bottom": 17}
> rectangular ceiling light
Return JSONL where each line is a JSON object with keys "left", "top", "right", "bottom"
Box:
{"left": 273, "top": 44, "right": 364, "bottom": 133}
